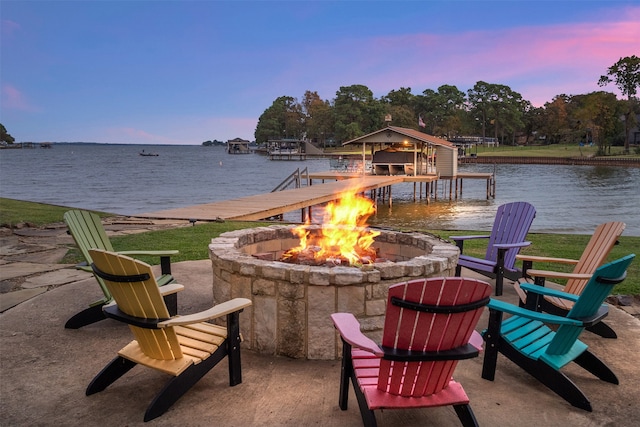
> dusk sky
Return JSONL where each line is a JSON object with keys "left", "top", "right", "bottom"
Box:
{"left": 2, "top": 1, "right": 639, "bottom": 145}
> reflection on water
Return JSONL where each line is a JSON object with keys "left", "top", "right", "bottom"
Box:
{"left": 1, "top": 144, "right": 639, "bottom": 235}
{"left": 369, "top": 199, "right": 498, "bottom": 232}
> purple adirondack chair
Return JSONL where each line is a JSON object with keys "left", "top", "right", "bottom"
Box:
{"left": 451, "top": 202, "right": 536, "bottom": 295}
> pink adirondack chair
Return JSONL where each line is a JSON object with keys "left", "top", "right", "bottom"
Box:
{"left": 331, "top": 277, "right": 492, "bottom": 427}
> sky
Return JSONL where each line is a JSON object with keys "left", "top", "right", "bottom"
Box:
{"left": 1, "top": 1, "right": 639, "bottom": 145}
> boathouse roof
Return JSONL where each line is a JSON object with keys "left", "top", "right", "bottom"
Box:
{"left": 342, "top": 126, "right": 455, "bottom": 149}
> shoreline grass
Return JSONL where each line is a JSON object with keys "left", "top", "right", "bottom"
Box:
{"left": 324, "top": 142, "right": 640, "bottom": 158}
{"left": 2, "top": 198, "right": 637, "bottom": 296}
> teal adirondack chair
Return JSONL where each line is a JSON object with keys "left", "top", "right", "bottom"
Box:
{"left": 63, "top": 209, "right": 181, "bottom": 329}
{"left": 481, "top": 254, "right": 635, "bottom": 411}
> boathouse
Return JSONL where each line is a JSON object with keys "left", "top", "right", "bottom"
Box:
{"left": 227, "top": 137, "right": 251, "bottom": 154}
{"left": 342, "top": 126, "right": 458, "bottom": 178}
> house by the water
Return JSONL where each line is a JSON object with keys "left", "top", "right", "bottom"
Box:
{"left": 342, "top": 126, "right": 458, "bottom": 178}
{"left": 227, "top": 138, "right": 251, "bottom": 154}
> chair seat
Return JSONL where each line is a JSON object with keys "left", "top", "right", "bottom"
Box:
{"left": 350, "top": 350, "right": 471, "bottom": 410}
{"left": 499, "top": 316, "right": 588, "bottom": 371}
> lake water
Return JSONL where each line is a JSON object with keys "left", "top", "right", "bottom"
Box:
{"left": 1, "top": 143, "right": 639, "bottom": 236}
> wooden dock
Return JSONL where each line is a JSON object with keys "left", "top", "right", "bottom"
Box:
{"left": 138, "top": 175, "right": 405, "bottom": 222}
{"left": 138, "top": 170, "right": 494, "bottom": 222}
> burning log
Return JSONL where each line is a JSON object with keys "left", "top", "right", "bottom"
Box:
{"left": 280, "top": 189, "right": 381, "bottom": 266}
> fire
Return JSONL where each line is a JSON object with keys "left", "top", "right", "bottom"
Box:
{"left": 282, "top": 190, "right": 380, "bottom": 266}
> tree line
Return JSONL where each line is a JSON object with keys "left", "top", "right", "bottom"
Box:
{"left": 255, "top": 56, "right": 639, "bottom": 154}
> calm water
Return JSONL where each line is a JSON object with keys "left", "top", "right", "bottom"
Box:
{"left": 1, "top": 144, "right": 639, "bottom": 236}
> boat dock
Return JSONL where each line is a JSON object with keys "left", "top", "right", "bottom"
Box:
{"left": 138, "top": 175, "right": 405, "bottom": 222}
{"left": 138, "top": 171, "right": 494, "bottom": 222}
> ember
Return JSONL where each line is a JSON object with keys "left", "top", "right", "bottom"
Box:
{"left": 281, "top": 190, "right": 380, "bottom": 266}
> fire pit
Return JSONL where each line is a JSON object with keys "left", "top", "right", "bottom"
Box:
{"left": 209, "top": 225, "right": 459, "bottom": 360}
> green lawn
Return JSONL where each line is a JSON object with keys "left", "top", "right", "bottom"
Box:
{"left": 326, "top": 142, "right": 639, "bottom": 158}
{"left": 3, "top": 198, "right": 638, "bottom": 296}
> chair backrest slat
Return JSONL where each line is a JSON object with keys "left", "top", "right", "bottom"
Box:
{"left": 547, "top": 254, "right": 635, "bottom": 355}
{"left": 486, "top": 202, "right": 536, "bottom": 269}
{"left": 64, "top": 210, "right": 116, "bottom": 299}
{"left": 564, "top": 222, "right": 625, "bottom": 295}
{"left": 89, "top": 249, "right": 182, "bottom": 360}
{"left": 379, "top": 277, "right": 491, "bottom": 397}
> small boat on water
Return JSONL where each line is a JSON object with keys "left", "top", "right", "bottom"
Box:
{"left": 139, "top": 150, "right": 159, "bottom": 157}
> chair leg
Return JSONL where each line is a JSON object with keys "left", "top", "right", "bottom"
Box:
{"left": 160, "top": 256, "right": 172, "bottom": 275}
{"left": 163, "top": 293, "right": 178, "bottom": 317}
{"left": 86, "top": 356, "right": 136, "bottom": 395}
{"left": 65, "top": 304, "right": 107, "bottom": 329}
{"left": 494, "top": 248, "right": 506, "bottom": 296}
{"left": 454, "top": 404, "right": 479, "bottom": 427}
{"left": 585, "top": 321, "right": 617, "bottom": 339}
{"left": 145, "top": 345, "right": 229, "bottom": 422}
{"left": 574, "top": 350, "right": 619, "bottom": 384}
{"left": 497, "top": 338, "right": 593, "bottom": 411}
{"left": 226, "top": 311, "right": 243, "bottom": 386}
{"left": 352, "top": 373, "right": 377, "bottom": 427}
{"left": 481, "top": 309, "right": 502, "bottom": 381}
{"left": 338, "top": 340, "right": 352, "bottom": 410}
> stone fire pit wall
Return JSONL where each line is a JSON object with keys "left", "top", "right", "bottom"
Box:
{"left": 209, "top": 225, "right": 459, "bottom": 360}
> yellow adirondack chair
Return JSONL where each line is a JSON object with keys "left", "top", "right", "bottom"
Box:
{"left": 85, "top": 249, "right": 252, "bottom": 422}
{"left": 514, "top": 221, "right": 625, "bottom": 338}
{"left": 64, "top": 209, "right": 180, "bottom": 329}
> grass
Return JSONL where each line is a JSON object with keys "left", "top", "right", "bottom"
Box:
{"left": 473, "top": 144, "right": 636, "bottom": 158}
{"left": 326, "top": 143, "right": 640, "bottom": 158}
{"left": 428, "top": 230, "right": 638, "bottom": 296}
{"left": 2, "top": 199, "right": 638, "bottom": 296}
{"left": 0, "top": 198, "right": 112, "bottom": 227}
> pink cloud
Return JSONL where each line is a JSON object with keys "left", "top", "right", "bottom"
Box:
{"left": 314, "top": 7, "right": 640, "bottom": 106}
{"left": 1, "top": 19, "right": 21, "bottom": 38}
{"left": 1, "top": 84, "right": 38, "bottom": 111}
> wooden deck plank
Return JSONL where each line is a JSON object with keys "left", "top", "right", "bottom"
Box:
{"left": 137, "top": 171, "right": 493, "bottom": 222}
{"left": 138, "top": 176, "right": 405, "bottom": 221}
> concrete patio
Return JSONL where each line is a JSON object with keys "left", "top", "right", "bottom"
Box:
{"left": 1, "top": 222, "right": 639, "bottom": 426}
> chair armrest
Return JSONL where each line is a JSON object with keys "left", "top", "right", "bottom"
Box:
{"left": 450, "top": 235, "right": 490, "bottom": 242}
{"left": 117, "top": 250, "right": 179, "bottom": 257}
{"left": 488, "top": 299, "right": 583, "bottom": 326}
{"left": 331, "top": 313, "right": 383, "bottom": 357}
{"left": 518, "top": 282, "right": 580, "bottom": 302}
{"left": 526, "top": 268, "right": 592, "bottom": 281}
{"left": 158, "top": 298, "right": 252, "bottom": 327}
{"left": 493, "top": 241, "right": 531, "bottom": 250}
{"left": 159, "top": 283, "right": 184, "bottom": 296}
{"left": 516, "top": 254, "right": 579, "bottom": 265}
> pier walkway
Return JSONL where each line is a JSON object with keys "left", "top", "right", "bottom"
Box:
{"left": 139, "top": 170, "right": 494, "bottom": 222}
{"left": 138, "top": 175, "right": 405, "bottom": 222}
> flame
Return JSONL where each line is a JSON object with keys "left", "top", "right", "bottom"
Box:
{"left": 283, "top": 189, "right": 380, "bottom": 266}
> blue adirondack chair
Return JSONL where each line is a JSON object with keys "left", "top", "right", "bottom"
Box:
{"left": 481, "top": 254, "right": 635, "bottom": 412}
{"left": 452, "top": 201, "right": 536, "bottom": 296}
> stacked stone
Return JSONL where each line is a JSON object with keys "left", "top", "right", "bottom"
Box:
{"left": 209, "top": 225, "right": 459, "bottom": 360}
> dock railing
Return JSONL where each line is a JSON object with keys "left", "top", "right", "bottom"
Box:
{"left": 272, "top": 167, "right": 310, "bottom": 192}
